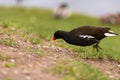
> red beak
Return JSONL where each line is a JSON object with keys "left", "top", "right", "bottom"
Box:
{"left": 52, "top": 36, "right": 56, "bottom": 42}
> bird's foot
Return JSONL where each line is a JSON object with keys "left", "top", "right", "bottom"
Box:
{"left": 93, "top": 45, "right": 102, "bottom": 51}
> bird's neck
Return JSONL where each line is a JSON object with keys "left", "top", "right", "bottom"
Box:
{"left": 59, "top": 31, "right": 70, "bottom": 39}
{"left": 59, "top": 31, "right": 73, "bottom": 43}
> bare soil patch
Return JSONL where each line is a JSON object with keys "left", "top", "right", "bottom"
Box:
{"left": 0, "top": 27, "right": 62, "bottom": 80}
{"left": 42, "top": 42, "right": 120, "bottom": 79}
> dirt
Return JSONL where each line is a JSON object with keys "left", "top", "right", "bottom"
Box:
{"left": 0, "top": 27, "right": 120, "bottom": 80}
{"left": 42, "top": 42, "right": 120, "bottom": 79}
{"left": 0, "top": 42, "right": 60, "bottom": 80}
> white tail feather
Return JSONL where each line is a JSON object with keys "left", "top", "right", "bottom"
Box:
{"left": 108, "top": 30, "right": 115, "bottom": 33}
{"left": 104, "top": 33, "right": 117, "bottom": 36}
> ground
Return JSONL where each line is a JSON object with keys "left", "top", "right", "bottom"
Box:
{"left": 0, "top": 26, "right": 120, "bottom": 80}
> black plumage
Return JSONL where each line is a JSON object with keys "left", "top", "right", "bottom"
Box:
{"left": 53, "top": 26, "right": 118, "bottom": 51}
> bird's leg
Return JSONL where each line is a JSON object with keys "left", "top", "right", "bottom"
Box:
{"left": 93, "top": 42, "right": 102, "bottom": 51}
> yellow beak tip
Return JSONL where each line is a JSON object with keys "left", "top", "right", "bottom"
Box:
{"left": 52, "top": 40, "right": 55, "bottom": 43}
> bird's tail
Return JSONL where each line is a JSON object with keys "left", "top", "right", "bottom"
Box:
{"left": 104, "top": 30, "right": 118, "bottom": 36}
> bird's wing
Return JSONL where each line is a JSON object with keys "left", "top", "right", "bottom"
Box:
{"left": 70, "top": 26, "right": 111, "bottom": 39}
{"left": 78, "top": 34, "right": 95, "bottom": 39}
{"left": 70, "top": 26, "right": 99, "bottom": 36}
{"left": 78, "top": 34, "right": 99, "bottom": 43}
{"left": 74, "top": 34, "right": 99, "bottom": 46}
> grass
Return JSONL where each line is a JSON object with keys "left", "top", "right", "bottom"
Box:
{"left": 0, "top": 6, "right": 119, "bottom": 61}
{"left": 22, "top": 31, "right": 42, "bottom": 44}
{"left": 52, "top": 59, "right": 112, "bottom": 80}
{"left": 4, "top": 62, "right": 16, "bottom": 68}
{"left": 0, "top": 6, "right": 119, "bottom": 79}
{"left": 23, "top": 46, "right": 47, "bottom": 56}
{"left": 3, "top": 78, "right": 13, "bottom": 80}
{"left": 0, "top": 53, "right": 10, "bottom": 61}
{"left": 0, "top": 38, "right": 17, "bottom": 47}
{"left": 0, "top": 20, "right": 9, "bottom": 28}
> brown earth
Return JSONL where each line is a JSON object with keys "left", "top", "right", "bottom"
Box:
{"left": 0, "top": 27, "right": 120, "bottom": 80}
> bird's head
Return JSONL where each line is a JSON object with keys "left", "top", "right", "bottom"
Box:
{"left": 52, "top": 30, "right": 67, "bottom": 42}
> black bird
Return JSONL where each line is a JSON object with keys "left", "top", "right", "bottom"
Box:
{"left": 52, "top": 26, "right": 118, "bottom": 51}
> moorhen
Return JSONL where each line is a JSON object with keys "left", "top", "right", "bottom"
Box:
{"left": 52, "top": 26, "right": 118, "bottom": 51}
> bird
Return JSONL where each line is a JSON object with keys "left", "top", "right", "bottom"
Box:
{"left": 53, "top": 3, "right": 71, "bottom": 19}
{"left": 52, "top": 26, "right": 118, "bottom": 51}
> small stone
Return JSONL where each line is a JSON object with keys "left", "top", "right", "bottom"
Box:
{"left": 26, "top": 76, "right": 32, "bottom": 80}
{"left": 10, "top": 27, "right": 16, "bottom": 30}
{"left": 14, "top": 70, "right": 19, "bottom": 74}
{"left": 22, "top": 69, "right": 30, "bottom": 75}
{"left": 10, "top": 59, "right": 15, "bottom": 63}
{"left": 2, "top": 70, "right": 7, "bottom": 75}
{"left": 117, "top": 65, "right": 120, "bottom": 68}
{"left": 37, "top": 44, "right": 41, "bottom": 48}
{"left": 18, "top": 52, "right": 23, "bottom": 55}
